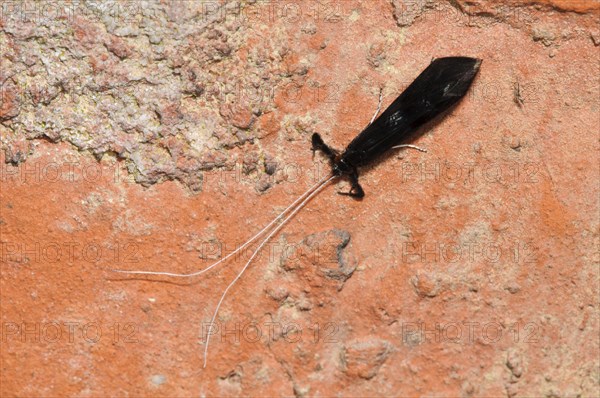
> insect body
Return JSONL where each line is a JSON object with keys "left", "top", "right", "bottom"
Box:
{"left": 113, "top": 56, "right": 481, "bottom": 367}
{"left": 312, "top": 56, "right": 481, "bottom": 197}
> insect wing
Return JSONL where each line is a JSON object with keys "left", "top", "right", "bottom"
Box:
{"left": 343, "top": 57, "right": 481, "bottom": 165}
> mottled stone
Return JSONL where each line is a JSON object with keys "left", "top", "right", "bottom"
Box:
{"left": 1, "top": 1, "right": 598, "bottom": 397}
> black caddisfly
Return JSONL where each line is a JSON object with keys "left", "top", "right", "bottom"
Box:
{"left": 312, "top": 56, "right": 481, "bottom": 197}
{"left": 113, "top": 56, "right": 482, "bottom": 367}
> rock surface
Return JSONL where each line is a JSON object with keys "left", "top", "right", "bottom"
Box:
{"left": 1, "top": 0, "right": 599, "bottom": 396}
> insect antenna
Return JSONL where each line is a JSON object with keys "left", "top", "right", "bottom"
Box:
{"left": 202, "top": 174, "right": 336, "bottom": 368}
{"left": 110, "top": 175, "right": 334, "bottom": 278}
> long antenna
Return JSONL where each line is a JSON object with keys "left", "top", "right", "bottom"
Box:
{"left": 111, "top": 176, "right": 332, "bottom": 278}
{"left": 202, "top": 174, "right": 336, "bottom": 368}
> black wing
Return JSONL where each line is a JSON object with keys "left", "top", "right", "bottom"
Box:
{"left": 341, "top": 57, "right": 481, "bottom": 167}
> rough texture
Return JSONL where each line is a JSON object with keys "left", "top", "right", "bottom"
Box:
{"left": 1, "top": 0, "right": 599, "bottom": 396}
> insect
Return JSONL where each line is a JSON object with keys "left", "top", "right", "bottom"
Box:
{"left": 113, "top": 56, "right": 482, "bottom": 367}
{"left": 313, "top": 56, "right": 482, "bottom": 197}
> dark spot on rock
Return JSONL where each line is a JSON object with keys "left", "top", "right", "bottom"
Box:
{"left": 264, "top": 158, "right": 277, "bottom": 175}
{"left": 255, "top": 175, "right": 272, "bottom": 193}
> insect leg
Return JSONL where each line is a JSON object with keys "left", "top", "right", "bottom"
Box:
{"left": 337, "top": 168, "right": 365, "bottom": 198}
{"left": 311, "top": 133, "right": 338, "bottom": 163}
{"left": 392, "top": 144, "right": 428, "bottom": 153}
